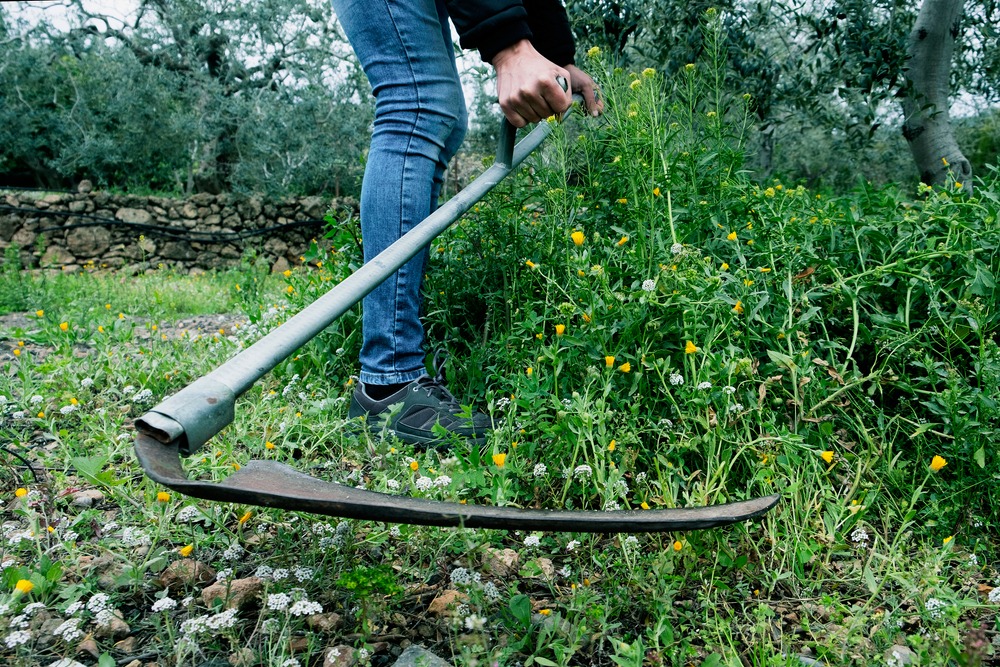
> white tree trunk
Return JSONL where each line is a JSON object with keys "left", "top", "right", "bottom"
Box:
{"left": 901, "top": 0, "right": 972, "bottom": 193}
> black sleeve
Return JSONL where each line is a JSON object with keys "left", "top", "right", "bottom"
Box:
{"left": 525, "top": 0, "right": 576, "bottom": 66}
{"left": 445, "top": 0, "right": 576, "bottom": 66}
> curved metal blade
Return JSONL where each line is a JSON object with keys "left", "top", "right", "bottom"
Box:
{"left": 135, "top": 433, "right": 779, "bottom": 533}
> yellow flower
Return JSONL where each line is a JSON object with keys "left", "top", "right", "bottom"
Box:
{"left": 179, "top": 544, "right": 194, "bottom": 557}
{"left": 942, "top": 535, "right": 953, "bottom": 546}
{"left": 14, "top": 579, "right": 33, "bottom": 594}
{"left": 286, "top": 285, "right": 294, "bottom": 293}
{"left": 98, "top": 326, "right": 104, "bottom": 333}
{"left": 619, "top": 362, "right": 631, "bottom": 373}
{"left": 630, "top": 79, "right": 641, "bottom": 90}
{"left": 493, "top": 453, "right": 507, "bottom": 468}
{"left": 727, "top": 231, "right": 738, "bottom": 241}
{"left": 15, "top": 487, "right": 27, "bottom": 498}
{"left": 821, "top": 450, "right": 834, "bottom": 464}
{"left": 721, "top": 262, "right": 729, "bottom": 270}
{"left": 616, "top": 235, "right": 628, "bottom": 246}
{"left": 582, "top": 313, "right": 591, "bottom": 323}
{"left": 37, "top": 411, "right": 44, "bottom": 418}
{"left": 685, "top": 340, "right": 698, "bottom": 354}
{"left": 733, "top": 300, "right": 744, "bottom": 314}
{"left": 587, "top": 46, "right": 601, "bottom": 58}
{"left": 577, "top": 269, "right": 585, "bottom": 277}
{"left": 608, "top": 440, "right": 616, "bottom": 452}
{"left": 764, "top": 187, "right": 776, "bottom": 197}
{"left": 930, "top": 455, "right": 947, "bottom": 472}
{"left": 941, "top": 156, "right": 949, "bottom": 166}
{"left": 156, "top": 492, "right": 171, "bottom": 502}
{"left": 525, "top": 260, "right": 536, "bottom": 269}
{"left": 526, "top": 366, "right": 533, "bottom": 377}
{"left": 238, "top": 510, "right": 252, "bottom": 525}
{"left": 605, "top": 355, "right": 615, "bottom": 368}
{"left": 617, "top": 199, "right": 628, "bottom": 205}
{"left": 555, "top": 324, "right": 566, "bottom": 336}
{"left": 13, "top": 348, "right": 20, "bottom": 356}
{"left": 59, "top": 322, "right": 69, "bottom": 332}
{"left": 954, "top": 182, "right": 963, "bottom": 189}
{"left": 653, "top": 187, "right": 661, "bottom": 197}
{"left": 35, "top": 310, "right": 44, "bottom": 317}
{"left": 571, "top": 231, "right": 585, "bottom": 246}
{"left": 759, "top": 267, "right": 772, "bottom": 273}
{"left": 747, "top": 239, "right": 754, "bottom": 245}
{"left": 265, "top": 441, "right": 275, "bottom": 450}
{"left": 744, "top": 279, "right": 754, "bottom": 286}
{"left": 640, "top": 501, "right": 650, "bottom": 510}
{"left": 539, "top": 609, "right": 551, "bottom": 616}
{"left": 642, "top": 67, "right": 656, "bottom": 78}
{"left": 673, "top": 541, "right": 683, "bottom": 551}
{"left": 409, "top": 460, "right": 419, "bottom": 471}
{"left": 118, "top": 312, "right": 125, "bottom": 319}
{"left": 685, "top": 63, "right": 695, "bottom": 72}
{"left": 283, "top": 269, "right": 292, "bottom": 278}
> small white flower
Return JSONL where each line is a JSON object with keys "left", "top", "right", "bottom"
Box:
{"left": 176, "top": 506, "right": 200, "bottom": 522}
{"left": 450, "top": 568, "right": 472, "bottom": 586}
{"left": 64, "top": 601, "right": 85, "bottom": 616}
{"left": 925, "top": 597, "right": 946, "bottom": 619}
{"left": 729, "top": 403, "right": 744, "bottom": 412}
{"left": 559, "top": 565, "right": 571, "bottom": 577}
{"left": 464, "top": 614, "right": 487, "bottom": 631}
{"left": 261, "top": 618, "right": 281, "bottom": 634}
{"left": 267, "top": 593, "right": 291, "bottom": 611}
{"left": 23, "top": 602, "right": 46, "bottom": 616}
{"left": 206, "top": 608, "right": 239, "bottom": 630}
{"left": 289, "top": 600, "right": 322, "bottom": 616}
{"left": 524, "top": 535, "right": 541, "bottom": 548}
{"left": 30, "top": 395, "right": 43, "bottom": 405}
{"left": 669, "top": 373, "right": 684, "bottom": 386}
{"left": 12, "top": 411, "right": 25, "bottom": 419}
{"left": 533, "top": 463, "right": 547, "bottom": 478}
{"left": 215, "top": 568, "right": 233, "bottom": 582}
{"left": 132, "top": 389, "right": 154, "bottom": 403}
{"left": 293, "top": 567, "right": 314, "bottom": 583}
{"left": 723, "top": 385, "right": 736, "bottom": 395}
{"left": 0, "top": 395, "right": 7, "bottom": 404}
{"left": 670, "top": 243, "right": 683, "bottom": 255}
{"left": 623, "top": 535, "right": 639, "bottom": 549}
{"left": 254, "top": 565, "right": 274, "bottom": 580}
{"left": 272, "top": 567, "right": 290, "bottom": 581}
{"left": 389, "top": 525, "right": 401, "bottom": 538}
{"left": 573, "top": 464, "right": 592, "bottom": 479}
{"left": 95, "top": 608, "right": 118, "bottom": 628}
{"left": 641, "top": 279, "right": 656, "bottom": 292}
{"left": 151, "top": 597, "right": 177, "bottom": 612}
{"left": 222, "top": 543, "right": 244, "bottom": 561}
{"left": 281, "top": 660, "right": 301, "bottom": 667}
{"left": 386, "top": 479, "right": 401, "bottom": 490}
{"left": 968, "top": 554, "right": 979, "bottom": 567}
{"left": 415, "top": 476, "right": 433, "bottom": 491}
{"left": 53, "top": 618, "right": 82, "bottom": 642}
{"left": 60, "top": 404, "right": 77, "bottom": 415}
{"left": 988, "top": 587, "right": 1000, "bottom": 604}
{"left": 566, "top": 539, "right": 580, "bottom": 552}
{"left": 697, "top": 381, "right": 712, "bottom": 390}
{"left": 483, "top": 581, "right": 500, "bottom": 600}
{"left": 4, "top": 630, "right": 31, "bottom": 648}
{"left": 121, "top": 527, "right": 150, "bottom": 547}
{"left": 434, "top": 475, "right": 452, "bottom": 487}
{"left": 86, "top": 593, "right": 111, "bottom": 613}
{"left": 496, "top": 396, "right": 511, "bottom": 409}
{"left": 850, "top": 527, "right": 870, "bottom": 545}
{"left": 81, "top": 377, "right": 94, "bottom": 388}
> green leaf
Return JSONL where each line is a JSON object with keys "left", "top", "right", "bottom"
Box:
{"left": 767, "top": 349, "right": 797, "bottom": 372}
{"left": 969, "top": 261, "right": 996, "bottom": 297}
{"left": 975, "top": 446, "right": 986, "bottom": 468}
{"left": 532, "top": 658, "right": 559, "bottom": 667}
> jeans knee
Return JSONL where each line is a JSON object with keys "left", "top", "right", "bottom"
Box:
{"left": 374, "top": 79, "right": 467, "bottom": 159}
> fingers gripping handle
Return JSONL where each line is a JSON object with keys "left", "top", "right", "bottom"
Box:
{"left": 496, "top": 76, "right": 572, "bottom": 169}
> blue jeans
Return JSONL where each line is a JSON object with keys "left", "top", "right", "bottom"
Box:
{"left": 331, "top": 0, "right": 468, "bottom": 385}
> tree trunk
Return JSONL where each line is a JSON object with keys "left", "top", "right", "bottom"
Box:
{"left": 901, "top": 0, "right": 972, "bottom": 193}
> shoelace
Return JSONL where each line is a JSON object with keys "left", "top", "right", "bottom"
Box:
{"left": 412, "top": 350, "right": 462, "bottom": 412}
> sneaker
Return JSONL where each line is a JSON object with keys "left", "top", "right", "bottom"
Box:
{"left": 348, "top": 357, "right": 492, "bottom": 447}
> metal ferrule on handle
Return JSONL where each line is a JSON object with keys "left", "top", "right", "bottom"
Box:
{"left": 136, "top": 114, "right": 564, "bottom": 455}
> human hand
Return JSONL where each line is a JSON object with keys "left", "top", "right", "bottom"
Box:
{"left": 564, "top": 64, "right": 603, "bottom": 117}
{"left": 492, "top": 39, "right": 572, "bottom": 128}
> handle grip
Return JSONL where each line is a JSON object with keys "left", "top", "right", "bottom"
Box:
{"left": 496, "top": 76, "right": 573, "bottom": 169}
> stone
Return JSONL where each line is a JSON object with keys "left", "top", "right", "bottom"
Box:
{"left": 190, "top": 193, "right": 215, "bottom": 206}
{"left": 11, "top": 228, "right": 37, "bottom": 248}
{"left": 42, "top": 193, "right": 65, "bottom": 204}
{"left": 66, "top": 226, "right": 111, "bottom": 256}
{"left": 123, "top": 662, "right": 142, "bottom": 667}
{"left": 392, "top": 646, "right": 453, "bottom": 667}
{"left": 228, "top": 648, "right": 255, "bottom": 666}
{"left": 271, "top": 256, "right": 290, "bottom": 274}
{"left": 69, "top": 489, "right": 104, "bottom": 507}
{"left": 324, "top": 645, "right": 356, "bottom": 667}
{"left": 306, "top": 612, "right": 342, "bottom": 633}
{"left": 41, "top": 245, "right": 75, "bottom": 267}
{"left": 77, "top": 180, "right": 93, "bottom": 193}
{"left": 201, "top": 576, "right": 263, "bottom": 610}
{"left": 301, "top": 195, "right": 327, "bottom": 219}
{"left": 157, "top": 559, "right": 217, "bottom": 590}
{"left": 482, "top": 547, "right": 520, "bottom": 577}
{"left": 138, "top": 236, "right": 157, "bottom": 254}
{"left": 49, "top": 660, "right": 88, "bottom": 667}
{"left": 181, "top": 203, "right": 199, "bottom": 219}
{"left": 885, "top": 645, "right": 915, "bottom": 666}
{"left": 160, "top": 242, "right": 195, "bottom": 261}
{"left": 288, "top": 636, "right": 309, "bottom": 652}
{"left": 116, "top": 208, "right": 152, "bottom": 225}
{"left": 68, "top": 199, "right": 91, "bottom": 213}
{"left": 427, "top": 589, "right": 467, "bottom": 617}
{"left": 94, "top": 609, "right": 130, "bottom": 639}
{"left": 0, "top": 215, "right": 17, "bottom": 241}
{"left": 77, "top": 637, "right": 100, "bottom": 658}
{"left": 264, "top": 237, "right": 289, "bottom": 256}
{"left": 115, "top": 636, "right": 138, "bottom": 653}
{"left": 528, "top": 557, "right": 555, "bottom": 578}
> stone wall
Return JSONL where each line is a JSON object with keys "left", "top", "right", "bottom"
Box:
{"left": 0, "top": 182, "right": 357, "bottom": 274}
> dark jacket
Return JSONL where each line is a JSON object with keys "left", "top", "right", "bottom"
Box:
{"left": 444, "top": 0, "right": 575, "bottom": 66}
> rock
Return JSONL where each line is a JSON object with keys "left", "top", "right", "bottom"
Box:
{"left": 228, "top": 648, "right": 255, "bottom": 666}
{"left": 122, "top": 662, "right": 142, "bottom": 667}
{"left": 49, "top": 660, "right": 88, "bottom": 667}
{"left": 264, "top": 237, "right": 289, "bottom": 256}
{"left": 271, "top": 255, "right": 291, "bottom": 274}
{"left": 77, "top": 636, "right": 100, "bottom": 658}
{"left": 301, "top": 195, "right": 327, "bottom": 219}
{"left": 69, "top": 489, "right": 104, "bottom": 508}
{"left": 157, "top": 559, "right": 217, "bottom": 590}
{"left": 288, "top": 636, "right": 309, "bottom": 653}
{"left": 41, "top": 245, "right": 75, "bottom": 267}
{"left": 66, "top": 226, "right": 111, "bottom": 256}
{"left": 42, "top": 193, "right": 65, "bottom": 204}
{"left": 427, "top": 589, "right": 467, "bottom": 617}
{"left": 11, "top": 227, "right": 36, "bottom": 248}
{"left": 181, "top": 203, "right": 199, "bottom": 219}
{"left": 116, "top": 208, "right": 152, "bottom": 225}
{"left": 115, "top": 636, "right": 138, "bottom": 653}
{"left": 885, "top": 645, "right": 915, "bottom": 666}
{"left": 138, "top": 236, "right": 156, "bottom": 254}
{"left": 392, "top": 646, "right": 453, "bottom": 667}
{"left": 190, "top": 193, "right": 216, "bottom": 206}
{"left": 160, "top": 241, "right": 196, "bottom": 261}
{"left": 324, "top": 645, "right": 356, "bottom": 667}
{"left": 94, "top": 609, "right": 130, "bottom": 639}
{"left": 306, "top": 612, "right": 342, "bottom": 633}
{"left": 68, "top": 199, "right": 91, "bottom": 213}
{"left": 77, "top": 180, "right": 93, "bottom": 194}
{"left": 201, "top": 576, "right": 263, "bottom": 610}
{"left": 482, "top": 547, "right": 520, "bottom": 577}
{"left": 527, "top": 557, "right": 555, "bottom": 579}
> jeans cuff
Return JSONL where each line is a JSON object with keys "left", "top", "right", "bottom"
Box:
{"left": 359, "top": 368, "right": 426, "bottom": 386}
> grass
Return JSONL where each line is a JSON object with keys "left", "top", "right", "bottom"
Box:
{"left": 1, "top": 13, "right": 999, "bottom": 667}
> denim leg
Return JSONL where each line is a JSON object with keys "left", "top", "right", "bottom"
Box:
{"left": 332, "top": 0, "right": 467, "bottom": 386}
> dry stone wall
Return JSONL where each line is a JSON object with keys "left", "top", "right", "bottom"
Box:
{"left": 0, "top": 181, "right": 357, "bottom": 274}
